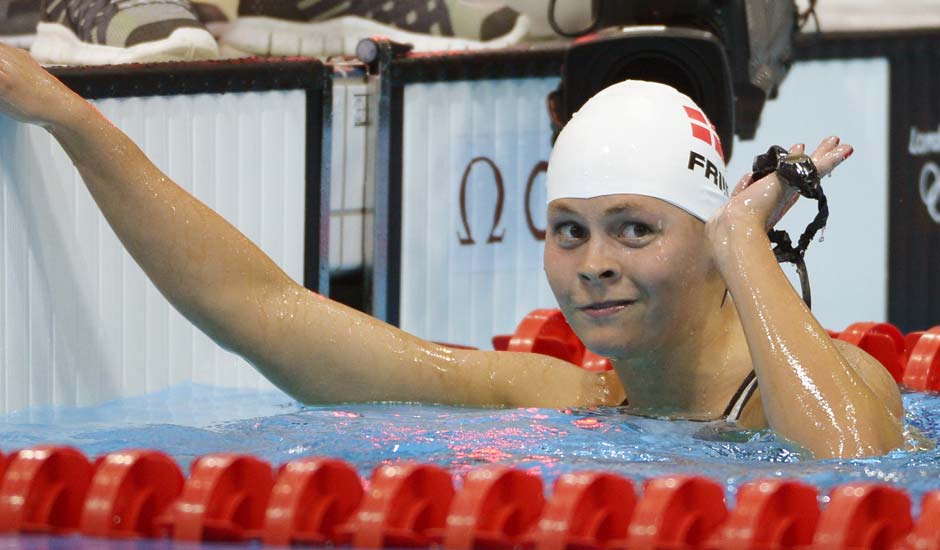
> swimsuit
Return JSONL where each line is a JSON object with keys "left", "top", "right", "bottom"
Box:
{"left": 619, "top": 371, "right": 759, "bottom": 422}
{"left": 722, "top": 371, "right": 758, "bottom": 422}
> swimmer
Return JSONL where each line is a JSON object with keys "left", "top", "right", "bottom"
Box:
{"left": 0, "top": 45, "right": 903, "bottom": 459}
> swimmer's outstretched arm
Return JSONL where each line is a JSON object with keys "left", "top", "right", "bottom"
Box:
{"left": 0, "top": 46, "right": 624, "bottom": 409}
{"left": 707, "top": 139, "right": 904, "bottom": 458}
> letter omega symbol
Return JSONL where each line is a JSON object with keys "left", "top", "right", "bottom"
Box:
{"left": 457, "top": 157, "right": 506, "bottom": 245}
{"left": 524, "top": 161, "right": 548, "bottom": 241}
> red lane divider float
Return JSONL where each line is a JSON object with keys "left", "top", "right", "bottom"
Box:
{"left": 813, "top": 483, "right": 913, "bottom": 549}
{"left": 837, "top": 322, "right": 907, "bottom": 383}
{"left": 339, "top": 463, "right": 454, "bottom": 548}
{"left": 80, "top": 449, "right": 184, "bottom": 539}
{"left": 0, "top": 446, "right": 93, "bottom": 534}
{"left": 905, "top": 331, "right": 926, "bottom": 362}
{"left": 531, "top": 471, "right": 634, "bottom": 550}
{"left": 904, "top": 326, "right": 940, "bottom": 392}
{"left": 262, "top": 457, "right": 363, "bottom": 546}
{"left": 160, "top": 453, "right": 274, "bottom": 542}
{"left": 709, "top": 479, "right": 819, "bottom": 550}
{"left": 627, "top": 476, "right": 727, "bottom": 550}
{"left": 899, "top": 491, "right": 940, "bottom": 550}
{"left": 442, "top": 466, "right": 544, "bottom": 550}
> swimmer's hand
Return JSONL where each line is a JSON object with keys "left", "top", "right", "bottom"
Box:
{"left": 0, "top": 44, "right": 82, "bottom": 127}
{"left": 710, "top": 137, "right": 853, "bottom": 234}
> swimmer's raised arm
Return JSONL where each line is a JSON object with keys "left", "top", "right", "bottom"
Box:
{"left": 0, "top": 45, "right": 622, "bottom": 409}
{"left": 706, "top": 138, "right": 905, "bottom": 459}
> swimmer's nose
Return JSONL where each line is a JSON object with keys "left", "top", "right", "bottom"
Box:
{"left": 578, "top": 259, "right": 621, "bottom": 284}
{"left": 579, "top": 268, "right": 619, "bottom": 283}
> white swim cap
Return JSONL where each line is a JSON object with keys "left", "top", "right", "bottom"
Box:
{"left": 546, "top": 80, "right": 729, "bottom": 222}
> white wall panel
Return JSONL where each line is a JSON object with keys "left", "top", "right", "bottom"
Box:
{"left": 329, "top": 77, "right": 370, "bottom": 273}
{"left": 401, "top": 77, "right": 558, "bottom": 349}
{"left": 0, "top": 90, "right": 306, "bottom": 413}
{"left": 399, "top": 59, "right": 889, "bottom": 349}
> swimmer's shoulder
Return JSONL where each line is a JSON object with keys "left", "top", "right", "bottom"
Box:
{"left": 831, "top": 339, "right": 904, "bottom": 420}
{"left": 735, "top": 339, "right": 904, "bottom": 430}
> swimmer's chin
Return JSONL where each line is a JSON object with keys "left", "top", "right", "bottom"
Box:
{"left": 578, "top": 340, "right": 634, "bottom": 362}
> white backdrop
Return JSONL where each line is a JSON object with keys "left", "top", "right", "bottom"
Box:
{"left": 399, "top": 58, "right": 890, "bottom": 349}
{"left": 0, "top": 91, "right": 307, "bottom": 413}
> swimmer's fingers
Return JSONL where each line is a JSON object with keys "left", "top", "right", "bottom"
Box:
{"left": 809, "top": 136, "right": 854, "bottom": 178}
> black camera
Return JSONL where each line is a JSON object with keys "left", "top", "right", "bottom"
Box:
{"left": 555, "top": 0, "right": 798, "bottom": 161}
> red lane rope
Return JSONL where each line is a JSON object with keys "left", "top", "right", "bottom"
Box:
{"left": 0, "top": 445, "right": 937, "bottom": 550}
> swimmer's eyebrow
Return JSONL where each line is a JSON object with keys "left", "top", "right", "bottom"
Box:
{"left": 602, "top": 201, "right": 646, "bottom": 217}
{"left": 548, "top": 200, "right": 647, "bottom": 217}
{"left": 547, "top": 204, "right": 579, "bottom": 216}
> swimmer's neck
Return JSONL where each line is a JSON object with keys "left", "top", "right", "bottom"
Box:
{"left": 612, "top": 297, "right": 751, "bottom": 419}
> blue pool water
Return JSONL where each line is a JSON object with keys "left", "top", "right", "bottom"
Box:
{"left": 0, "top": 383, "right": 938, "bottom": 548}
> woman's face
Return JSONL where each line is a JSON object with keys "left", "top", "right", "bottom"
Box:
{"left": 544, "top": 194, "right": 724, "bottom": 360}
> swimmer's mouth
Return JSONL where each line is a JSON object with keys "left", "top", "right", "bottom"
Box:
{"left": 579, "top": 300, "right": 634, "bottom": 317}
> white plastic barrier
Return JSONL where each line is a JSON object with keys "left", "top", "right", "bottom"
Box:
{"left": 329, "top": 73, "right": 372, "bottom": 274}
{"left": 0, "top": 90, "right": 307, "bottom": 413}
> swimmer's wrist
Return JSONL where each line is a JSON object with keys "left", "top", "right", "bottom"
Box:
{"left": 706, "top": 210, "right": 769, "bottom": 261}
{"left": 44, "top": 94, "right": 97, "bottom": 133}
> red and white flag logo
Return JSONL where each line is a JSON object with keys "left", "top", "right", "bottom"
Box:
{"left": 684, "top": 106, "right": 724, "bottom": 162}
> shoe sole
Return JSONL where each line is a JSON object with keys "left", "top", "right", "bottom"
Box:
{"left": 0, "top": 33, "right": 35, "bottom": 49}
{"left": 220, "top": 14, "right": 530, "bottom": 57}
{"left": 31, "top": 22, "right": 219, "bottom": 65}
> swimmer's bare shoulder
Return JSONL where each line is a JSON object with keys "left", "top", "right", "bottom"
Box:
{"left": 736, "top": 339, "right": 904, "bottom": 430}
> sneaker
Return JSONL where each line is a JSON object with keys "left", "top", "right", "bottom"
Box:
{"left": 221, "top": 0, "right": 530, "bottom": 58}
{"left": 0, "top": 0, "right": 40, "bottom": 48}
{"left": 31, "top": 0, "right": 219, "bottom": 65}
{"left": 192, "top": 0, "right": 230, "bottom": 37}
{"left": 463, "top": 0, "right": 592, "bottom": 40}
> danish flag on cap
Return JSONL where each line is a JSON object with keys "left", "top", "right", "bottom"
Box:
{"left": 684, "top": 106, "right": 725, "bottom": 162}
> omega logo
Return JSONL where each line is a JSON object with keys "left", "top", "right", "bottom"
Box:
{"left": 456, "top": 157, "right": 548, "bottom": 245}
{"left": 457, "top": 157, "right": 505, "bottom": 245}
{"left": 920, "top": 161, "right": 940, "bottom": 224}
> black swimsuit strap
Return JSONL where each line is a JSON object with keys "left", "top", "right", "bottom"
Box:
{"left": 722, "top": 370, "right": 758, "bottom": 420}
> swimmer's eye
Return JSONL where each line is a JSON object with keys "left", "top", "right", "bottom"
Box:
{"left": 618, "top": 222, "right": 654, "bottom": 241}
{"left": 552, "top": 221, "right": 587, "bottom": 244}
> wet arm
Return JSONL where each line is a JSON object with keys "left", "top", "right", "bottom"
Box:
{"left": 708, "top": 204, "right": 904, "bottom": 458}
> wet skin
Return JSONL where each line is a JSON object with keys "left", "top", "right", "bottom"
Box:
{"left": 0, "top": 44, "right": 904, "bottom": 458}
